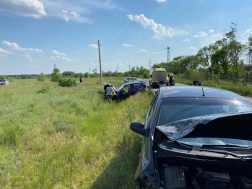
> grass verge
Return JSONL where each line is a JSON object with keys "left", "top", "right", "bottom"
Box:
{"left": 0, "top": 78, "right": 153, "bottom": 188}
{"left": 177, "top": 79, "right": 252, "bottom": 97}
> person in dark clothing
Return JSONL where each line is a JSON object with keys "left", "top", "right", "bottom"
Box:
{"left": 79, "top": 77, "right": 82, "bottom": 83}
{"left": 169, "top": 74, "right": 175, "bottom": 86}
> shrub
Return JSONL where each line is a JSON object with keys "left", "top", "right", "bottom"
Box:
{"left": 37, "top": 85, "right": 50, "bottom": 94}
{"left": 7, "top": 77, "right": 15, "bottom": 82}
{"left": 143, "top": 72, "right": 149, "bottom": 78}
{"left": 51, "top": 68, "right": 63, "bottom": 82}
{"left": 59, "top": 79, "right": 77, "bottom": 87}
{"left": 37, "top": 73, "right": 46, "bottom": 82}
{"left": 0, "top": 76, "right": 5, "bottom": 79}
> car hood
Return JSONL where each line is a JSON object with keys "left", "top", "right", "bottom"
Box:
{"left": 156, "top": 112, "right": 252, "bottom": 141}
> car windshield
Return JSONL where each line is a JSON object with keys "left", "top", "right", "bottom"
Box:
{"left": 157, "top": 98, "right": 252, "bottom": 126}
{"left": 158, "top": 98, "right": 252, "bottom": 146}
{"left": 117, "top": 84, "right": 125, "bottom": 91}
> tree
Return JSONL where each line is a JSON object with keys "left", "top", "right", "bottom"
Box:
{"left": 84, "top": 72, "right": 89, "bottom": 78}
{"left": 37, "top": 73, "right": 46, "bottom": 82}
{"left": 197, "top": 44, "right": 218, "bottom": 67}
{"left": 62, "top": 71, "right": 75, "bottom": 77}
{"left": 225, "top": 22, "right": 246, "bottom": 81}
{"left": 51, "top": 68, "right": 62, "bottom": 82}
{"left": 211, "top": 49, "right": 229, "bottom": 74}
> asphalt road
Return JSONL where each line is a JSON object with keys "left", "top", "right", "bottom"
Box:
{"left": 141, "top": 78, "right": 252, "bottom": 103}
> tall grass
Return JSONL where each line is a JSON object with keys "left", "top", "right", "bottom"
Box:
{"left": 0, "top": 78, "right": 152, "bottom": 188}
{"left": 176, "top": 79, "right": 252, "bottom": 96}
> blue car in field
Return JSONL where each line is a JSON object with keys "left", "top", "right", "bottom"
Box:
{"left": 114, "top": 81, "right": 146, "bottom": 99}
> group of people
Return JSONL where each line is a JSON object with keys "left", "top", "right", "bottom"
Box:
{"left": 104, "top": 83, "right": 116, "bottom": 103}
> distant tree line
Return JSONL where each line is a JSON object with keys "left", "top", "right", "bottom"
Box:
{"left": 152, "top": 22, "right": 252, "bottom": 83}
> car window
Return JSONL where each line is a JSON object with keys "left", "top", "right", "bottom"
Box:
{"left": 134, "top": 83, "right": 141, "bottom": 89}
{"left": 124, "top": 85, "right": 131, "bottom": 93}
{"left": 144, "top": 92, "right": 159, "bottom": 129}
{"left": 157, "top": 98, "right": 252, "bottom": 126}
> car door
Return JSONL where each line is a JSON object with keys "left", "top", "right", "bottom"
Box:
{"left": 135, "top": 91, "right": 159, "bottom": 181}
{"left": 133, "top": 83, "right": 140, "bottom": 94}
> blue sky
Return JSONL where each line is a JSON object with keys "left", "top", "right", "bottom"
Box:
{"left": 0, "top": 0, "right": 252, "bottom": 75}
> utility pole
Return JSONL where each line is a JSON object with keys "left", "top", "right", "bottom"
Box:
{"left": 166, "top": 47, "right": 171, "bottom": 73}
{"left": 149, "top": 58, "right": 152, "bottom": 70}
{"left": 116, "top": 63, "right": 118, "bottom": 82}
{"left": 249, "top": 33, "right": 252, "bottom": 64}
{"left": 98, "top": 40, "right": 103, "bottom": 84}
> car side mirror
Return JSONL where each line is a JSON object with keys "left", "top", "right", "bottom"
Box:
{"left": 130, "top": 122, "right": 147, "bottom": 136}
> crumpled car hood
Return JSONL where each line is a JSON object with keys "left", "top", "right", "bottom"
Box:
{"left": 156, "top": 112, "right": 252, "bottom": 141}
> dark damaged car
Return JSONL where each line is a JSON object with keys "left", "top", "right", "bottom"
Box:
{"left": 105, "top": 81, "right": 146, "bottom": 99}
{"left": 130, "top": 86, "right": 252, "bottom": 189}
{"left": 115, "top": 81, "right": 146, "bottom": 99}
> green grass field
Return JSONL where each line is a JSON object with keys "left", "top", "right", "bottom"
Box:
{"left": 177, "top": 79, "right": 252, "bottom": 97}
{"left": 0, "top": 78, "right": 153, "bottom": 189}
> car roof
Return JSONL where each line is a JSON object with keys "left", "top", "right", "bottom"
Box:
{"left": 123, "top": 81, "right": 145, "bottom": 85}
{"left": 159, "top": 86, "right": 246, "bottom": 100}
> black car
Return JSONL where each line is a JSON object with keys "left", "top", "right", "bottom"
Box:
{"left": 193, "top": 81, "right": 202, "bottom": 86}
{"left": 130, "top": 86, "right": 252, "bottom": 189}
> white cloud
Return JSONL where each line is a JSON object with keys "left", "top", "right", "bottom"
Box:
{"left": 51, "top": 55, "right": 71, "bottom": 61}
{"left": 156, "top": 0, "right": 166, "bottom": 3}
{"left": 209, "top": 29, "right": 214, "bottom": 33}
{"left": 183, "top": 38, "right": 190, "bottom": 42}
{"left": 51, "top": 50, "right": 71, "bottom": 61}
{"left": 244, "top": 27, "right": 252, "bottom": 36}
{"left": 192, "top": 31, "right": 208, "bottom": 38}
{"left": 201, "top": 33, "right": 224, "bottom": 46}
{"left": 188, "top": 46, "right": 197, "bottom": 51}
{"left": 52, "top": 50, "right": 66, "bottom": 56}
{"left": 39, "top": 0, "right": 121, "bottom": 23}
{"left": 89, "top": 44, "right": 98, "bottom": 48}
{"left": 185, "top": 24, "right": 191, "bottom": 28}
{"left": 0, "top": 0, "right": 46, "bottom": 18}
{"left": 2, "top": 41, "right": 43, "bottom": 52}
{"left": 127, "top": 14, "right": 188, "bottom": 40}
{"left": 151, "top": 52, "right": 159, "bottom": 54}
{"left": 123, "top": 44, "right": 133, "bottom": 47}
{"left": 0, "top": 48, "right": 11, "bottom": 54}
{"left": 76, "top": 59, "right": 80, "bottom": 63}
{"left": 58, "top": 9, "right": 91, "bottom": 23}
{"left": 137, "top": 49, "right": 147, "bottom": 53}
{"left": 25, "top": 53, "right": 34, "bottom": 62}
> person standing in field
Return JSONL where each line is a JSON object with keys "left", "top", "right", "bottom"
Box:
{"left": 107, "top": 85, "right": 114, "bottom": 103}
{"left": 79, "top": 76, "right": 82, "bottom": 83}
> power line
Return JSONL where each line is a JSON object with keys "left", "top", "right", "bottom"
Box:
{"left": 98, "top": 40, "right": 103, "bottom": 84}
{"left": 2, "top": 47, "right": 166, "bottom": 74}
{"left": 166, "top": 46, "right": 171, "bottom": 72}
{"left": 149, "top": 58, "right": 152, "bottom": 70}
